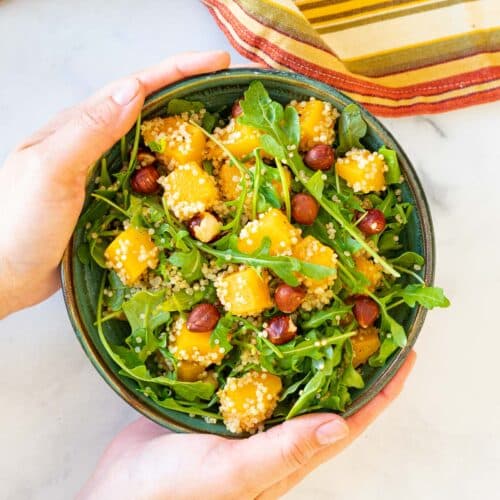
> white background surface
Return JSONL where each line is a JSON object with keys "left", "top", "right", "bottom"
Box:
{"left": 0, "top": 1, "right": 499, "bottom": 499}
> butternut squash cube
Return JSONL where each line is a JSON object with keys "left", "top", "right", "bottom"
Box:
{"left": 104, "top": 226, "right": 159, "bottom": 286}
{"left": 219, "top": 162, "right": 244, "bottom": 201}
{"left": 218, "top": 371, "right": 282, "bottom": 433}
{"left": 237, "top": 208, "right": 299, "bottom": 256}
{"left": 169, "top": 320, "right": 225, "bottom": 367}
{"left": 177, "top": 361, "right": 206, "bottom": 382}
{"left": 351, "top": 327, "right": 381, "bottom": 367}
{"left": 292, "top": 235, "right": 337, "bottom": 288}
{"left": 335, "top": 148, "right": 387, "bottom": 193}
{"left": 141, "top": 116, "right": 206, "bottom": 166}
{"left": 216, "top": 267, "right": 273, "bottom": 316}
{"left": 219, "top": 119, "right": 261, "bottom": 159}
{"left": 293, "top": 99, "right": 338, "bottom": 151}
{"left": 160, "top": 161, "right": 219, "bottom": 220}
{"left": 353, "top": 252, "right": 383, "bottom": 292}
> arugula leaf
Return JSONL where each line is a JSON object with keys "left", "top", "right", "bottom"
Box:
{"left": 147, "top": 138, "right": 166, "bottom": 153}
{"left": 168, "top": 248, "right": 204, "bottom": 283}
{"left": 108, "top": 271, "right": 128, "bottom": 311}
{"left": 379, "top": 146, "right": 402, "bottom": 185}
{"left": 369, "top": 336, "right": 399, "bottom": 367}
{"left": 142, "top": 387, "right": 221, "bottom": 419}
{"left": 160, "top": 289, "right": 207, "bottom": 312}
{"left": 197, "top": 236, "right": 335, "bottom": 287}
{"left": 122, "top": 290, "right": 170, "bottom": 361}
{"left": 167, "top": 98, "right": 205, "bottom": 115}
{"left": 394, "top": 284, "right": 450, "bottom": 309}
{"left": 336, "top": 104, "right": 367, "bottom": 155}
{"left": 260, "top": 134, "right": 285, "bottom": 159}
{"left": 305, "top": 171, "right": 324, "bottom": 198}
{"left": 209, "top": 314, "right": 234, "bottom": 354}
{"left": 381, "top": 309, "right": 407, "bottom": 348}
{"left": 287, "top": 370, "right": 325, "bottom": 419}
{"left": 302, "top": 303, "right": 352, "bottom": 328}
{"left": 390, "top": 251, "right": 424, "bottom": 268}
{"left": 77, "top": 243, "right": 91, "bottom": 265}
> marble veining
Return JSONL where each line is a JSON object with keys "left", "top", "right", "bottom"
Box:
{"left": 0, "top": 1, "right": 499, "bottom": 499}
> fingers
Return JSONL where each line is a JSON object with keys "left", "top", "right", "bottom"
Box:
{"left": 227, "top": 413, "right": 349, "bottom": 495}
{"left": 20, "top": 51, "right": 231, "bottom": 182}
{"left": 258, "top": 352, "right": 416, "bottom": 499}
{"left": 131, "top": 50, "right": 230, "bottom": 95}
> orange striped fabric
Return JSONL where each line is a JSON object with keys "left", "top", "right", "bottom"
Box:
{"left": 203, "top": 0, "right": 500, "bottom": 116}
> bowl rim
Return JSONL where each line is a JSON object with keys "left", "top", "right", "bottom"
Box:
{"left": 61, "top": 67, "right": 435, "bottom": 434}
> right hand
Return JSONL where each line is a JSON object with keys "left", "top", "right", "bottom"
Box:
{"left": 79, "top": 352, "right": 415, "bottom": 499}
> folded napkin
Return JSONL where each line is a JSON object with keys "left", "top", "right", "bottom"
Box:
{"left": 204, "top": 0, "right": 500, "bottom": 116}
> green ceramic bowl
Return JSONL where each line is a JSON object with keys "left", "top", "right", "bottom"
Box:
{"left": 62, "top": 68, "right": 434, "bottom": 436}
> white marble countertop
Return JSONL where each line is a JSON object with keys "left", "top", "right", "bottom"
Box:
{"left": 1, "top": 1, "right": 499, "bottom": 499}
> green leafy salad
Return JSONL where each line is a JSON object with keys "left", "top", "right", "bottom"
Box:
{"left": 77, "top": 81, "right": 449, "bottom": 434}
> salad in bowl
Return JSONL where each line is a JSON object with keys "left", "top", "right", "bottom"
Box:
{"left": 66, "top": 72, "right": 449, "bottom": 435}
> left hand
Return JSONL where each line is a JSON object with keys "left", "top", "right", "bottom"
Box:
{"left": 0, "top": 51, "right": 231, "bottom": 318}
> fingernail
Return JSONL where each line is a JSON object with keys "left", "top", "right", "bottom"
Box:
{"left": 112, "top": 78, "right": 140, "bottom": 106}
{"left": 315, "top": 418, "right": 349, "bottom": 445}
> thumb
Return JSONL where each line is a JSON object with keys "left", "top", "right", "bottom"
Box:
{"left": 32, "top": 77, "right": 145, "bottom": 183}
{"left": 229, "top": 414, "right": 349, "bottom": 493}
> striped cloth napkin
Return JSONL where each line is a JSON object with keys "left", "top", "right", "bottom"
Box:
{"left": 203, "top": 0, "right": 500, "bottom": 116}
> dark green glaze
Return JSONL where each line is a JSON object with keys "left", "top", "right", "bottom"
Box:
{"left": 61, "top": 69, "right": 434, "bottom": 437}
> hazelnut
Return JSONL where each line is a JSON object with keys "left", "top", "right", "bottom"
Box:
{"left": 266, "top": 316, "right": 297, "bottom": 345}
{"left": 187, "top": 212, "right": 222, "bottom": 243}
{"left": 231, "top": 99, "right": 243, "bottom": 118}
{"left": 274, "top": 284, "right": 306, "bottom": 313}
{"left": 136, "top": 150, "right": 157, "bottom": 167}
{"left": 347, "top": 295, "right": 380, "bottom": 328}
{"left": 291, "top": 193, "right": 319, "bottom": 225}
{"left": 186, "top": 304, "right": 221, "bottom": 332}
{"left": 357, "top": 209, "right": 386, "bottom": 235}
{"left": 304, "top": 144, "right": 335, "bottom": 171}
{"left": 130, "top": 165, "right": 160, "bottom": 194}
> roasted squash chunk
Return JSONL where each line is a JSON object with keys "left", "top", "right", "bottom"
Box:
{"left": 353, "top": 252, "right": 383, "bottom": 292}
{"left": 141, "top": 116, "right": 206, "bottom": 166}
{"left": 351, "top": 327, "right": 381, "bottom": 367}
{"left": 292, "top": 99, "right": 338, "bottom": 151}
{"left": 237, "top": 208, "right": 299, "bottom": 256}
{"left": 176, "top": 361, "right": 206, "bottom": 382}
{"left": 218, "top": 161, "right": 245, "bottom": 201}
{"left": 169, "top": 319, "right": 225, "bottom": 367}
{"left": 160, "top": 161, "right": 219, "bottom": 220}
{"left": 218, "top": 371, "right": 282, "bottom": 433}
{"left": 216, "top": 267, "right": 273, "bottom": 316}
{"left": 292, "top": 235, "right": 337, "bottom": 288}
{"left": 217, "top": 119, "right": 261, "bottom": 159}
{"left": 335, "top": 148, "right": 388, "bottom": 193}
{"left": 104, "top": 226, "right": 159, "bottom": 286}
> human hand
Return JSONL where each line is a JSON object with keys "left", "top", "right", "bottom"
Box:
{"left": 0, "top": 51, "right": 230, "bottom": 318}
{"left": 78, "top": 351, "right": 415, "bottom": 500}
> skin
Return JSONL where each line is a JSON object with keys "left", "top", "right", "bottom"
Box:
{"left": 0, "top": 51, "right": 416, "bottom": 499}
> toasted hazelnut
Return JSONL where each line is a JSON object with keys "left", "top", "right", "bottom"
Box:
{"left": 357, "top": 209, "right": 386, "bottom": 235}
{"left": 130, "top": 165, "right": 160, "bottom": 194}
{"left": 304, "top": 144, "right": 335, "bottom": 171}
{"left": 231, "top": 99, "right": 243, "bottom": 118}
{"left": 291, "top": 193, "right": 319, "bottom": 225}
{"left": 137, "top": 150, "right": 157, "bottom": 167}
{"left": 266, "top": 316, "right": 297, "bottom": 345}
{"left": 347, "top": 295, "right": 380, "bottom": 328}
{"left": 186, "top": 304, "right": 221, "bottom": 332}
{"left": 274, "top": 284, "right": 306, "bottom": 313}
{"left": 187, "top": 212, "right": 222, "bottom": 243}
